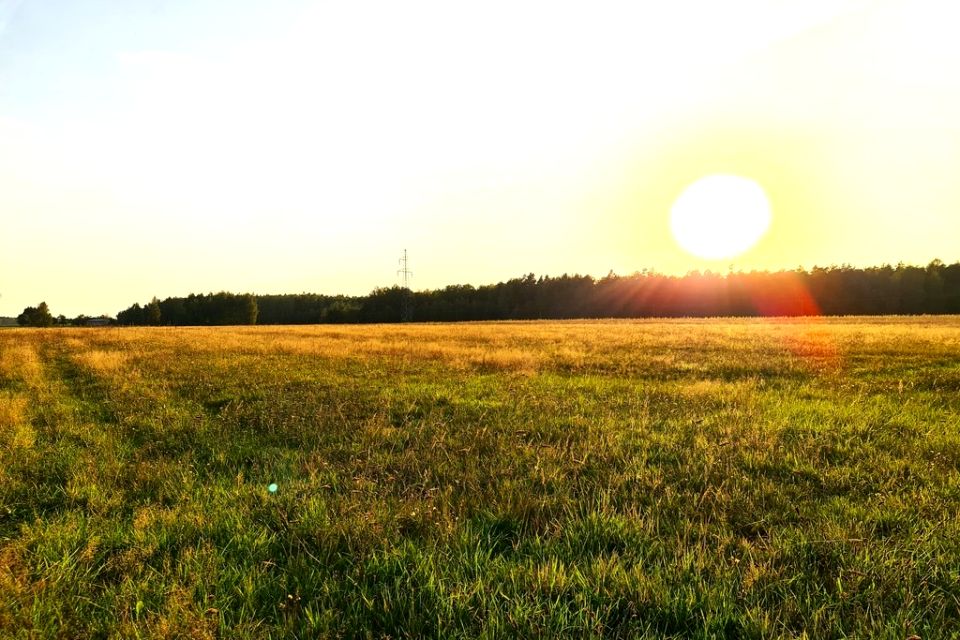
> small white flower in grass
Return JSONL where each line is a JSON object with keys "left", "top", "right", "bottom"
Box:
{"left": 268, "top": 483, "right": 278, "bottom": 494}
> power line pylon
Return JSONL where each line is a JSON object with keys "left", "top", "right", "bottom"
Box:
{"left": 397, "top": 249, "right": 413, "bottom": 322}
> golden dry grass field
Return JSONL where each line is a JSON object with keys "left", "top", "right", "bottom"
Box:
{"left": 2, "top": 319, "right": 960, "bottom": 638}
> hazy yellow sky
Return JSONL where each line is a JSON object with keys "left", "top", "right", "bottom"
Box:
{"left": 1, "top": 0, "right": 958, "bottom": 316}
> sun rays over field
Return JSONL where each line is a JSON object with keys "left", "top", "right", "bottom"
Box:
{"left": 2, "top": 1, "right": 960, "bottom": 316}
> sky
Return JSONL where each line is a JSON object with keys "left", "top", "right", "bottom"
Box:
{"left": 1, "top": 0, "right": 958, "bottom": 317}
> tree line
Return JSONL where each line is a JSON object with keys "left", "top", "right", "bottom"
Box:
{"left": 14, "top": 301, "right": 117, "bottom": 327}
{"left": 103, "top": 260, "right": 960, "bottom": 326}
{"left": 116, "top": 293, "right": 258, "bottom": 326}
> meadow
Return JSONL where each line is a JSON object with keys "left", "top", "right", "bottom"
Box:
{"left": 1, "top": 319, "right": 959, "bottom": 639}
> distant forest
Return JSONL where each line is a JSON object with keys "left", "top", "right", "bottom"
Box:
{"left": 110, "top": 261, "right": 960, "bottom": 326}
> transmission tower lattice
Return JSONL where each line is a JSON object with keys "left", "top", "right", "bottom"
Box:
{"left": 397, "top": 249, "right": 413, "bottom": 322}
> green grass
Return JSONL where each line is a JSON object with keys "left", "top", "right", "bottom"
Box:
{"left": 2, "top": 319, "right": 960, "bottom": 638}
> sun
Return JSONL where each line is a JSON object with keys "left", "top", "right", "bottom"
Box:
{"left": 670, "top": 175, "right": 772, "bottom": 260}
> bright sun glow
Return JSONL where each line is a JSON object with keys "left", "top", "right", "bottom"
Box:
{"left": 3, "top": 1, "right": 960, "bottom": 315}
{"left": 670, "top": 175, "right": 772, "bottom": 260}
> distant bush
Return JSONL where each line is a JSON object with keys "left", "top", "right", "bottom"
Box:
{"left": 16, "top": 302, "right": 53, "bottom": 327}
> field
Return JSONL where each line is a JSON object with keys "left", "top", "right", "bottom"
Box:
{"left": 1, "top": 319, "right": 960, "bottom": 638}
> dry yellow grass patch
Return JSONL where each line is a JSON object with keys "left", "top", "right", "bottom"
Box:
{"left": 0, "top": 343, "right": 43, "bottom": 388}
{"left": 0, "top": 545, "right": 30, "bottom": 629}
{"left": 16, "top": 317, "right": 960, "bottom": 384}
{"left": 675, "top": 377, "right": 762, "bottom": 400}
{"left": 133, "top": 324, "right": 550, "bottom": 372}
{"left": 72, "top": 349, "right": 130, "bottom": 374}
{"left": 0, "top": 392, "right": 34, "bottom": 449}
